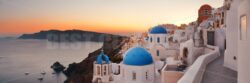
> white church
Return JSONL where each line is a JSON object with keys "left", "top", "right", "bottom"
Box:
{"left": 92, "top": 47, "right": 156, "bottom": 83}
{"left": 92, "top": 26, "right": 185, "bottom": 83}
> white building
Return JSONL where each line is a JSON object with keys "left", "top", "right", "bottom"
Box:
{"left": 93, "top": 47, "right": 156, "bottom": 83}
{"left": 93, "top": 50, "right": 112, "bottom": 83}
{"left": 224, "top": 0, "right": 250, "bottom": 83}
{"left": 146, "top": 26, "right": 180, "bottom": 61}
{"left": 185, "top": 23, "right": 196, "bottom": 40}
{"left": 147, "top": 26, "right": 169, "bottom": 48}
{"left": 173, "top": 29, "right": 187, "bottom": 43}
{"left": 224, "top": 0, "right": 239, "bottom": 71}
{"left": 122, "top": 47, "right": 155, "bottom": 83}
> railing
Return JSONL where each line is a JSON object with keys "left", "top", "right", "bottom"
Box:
{"left": 177, "top": 45, "right": 220, "bottom": 83}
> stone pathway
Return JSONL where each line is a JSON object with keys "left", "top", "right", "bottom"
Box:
{"left": 201, "top": 52, "right": 237, "bottom": 83}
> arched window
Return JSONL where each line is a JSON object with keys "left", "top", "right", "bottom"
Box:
{"left": 104, "top": 66, "right": 107, "bottom": 75}
{"left": 132, "top": 72, "right": 136, "bottom": 80}
{"left": 240, "top": 15, "right": 247, "bottom": 40}
{"left": 150, "top": 37, "right": 153, "bottom": 43}
{"left": 182, "top": 48, "right": 189, "bottom": 66}
{"left": 156, "top": 50, "right": 160, "bottom": 56}
{"left": 221, "top": 19, "right": 224, "bottom": 25}
{"left": 157, "top": 37, "right": 160, "bottom": 43}
{"left": 183, "top": 48, "right": 188, "bottom": 58}
{"left": 146, "top": 72, "right": 148, "bottom": 80}
{"left": 222, "top": 12, "right": 225, "bottom": 18}
{"left": 204, "top": 9, "right": 209, "bottom": 15}
{"left": 118, "top": 65, "right": 120, "bottom": 74}
{"left": 97, "top": 66, "right": 100, "bottom": 75}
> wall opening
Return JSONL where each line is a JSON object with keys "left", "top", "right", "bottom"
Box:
{"left": 183, "top": 47, "right": 189, "bottom": 65}
{"left": 240, "top": 15, "right": 247, "bottom": 40}
{"left": 150, "top": 37, "right": 153, "bottom": 43}
{"left": 157, "top": 37, "right": 160, "bottom": 43}
{"left": 157, "top": 50, "right": 160, "bottom": 56}
{"left": 132, "top": 72, "right": 136, "bottom": 80}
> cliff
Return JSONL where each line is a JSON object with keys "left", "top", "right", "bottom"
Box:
{"left": 63, "top": 34, "right": 129, "bottom": 83}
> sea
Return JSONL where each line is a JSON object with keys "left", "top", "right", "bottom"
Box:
{"left": 0, "top": 38, "right": 103, "bottom": 83}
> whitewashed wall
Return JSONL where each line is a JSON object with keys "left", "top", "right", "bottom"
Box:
{"left": 178, "top": 45, "right": 220, "bottom": 83}
{"left": 121, "top": 64, "right": 155, "bottom": 83}
{"left": 180, "top": 39, "right": 204, "bottom": 66}
{"left": 224, "top": 0, "right": 239, "bottom": 71}
{"left": 237, "top": 0, "right": 250, "bottom": 83}
{"left": 215, "top": 28, "right": 226, "bottom": 51}
{"left": 148, "top": 34, "right": 169, "bottom": 48}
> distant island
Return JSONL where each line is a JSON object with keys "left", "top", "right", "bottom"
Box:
{"left": 18, "top": 29, "right": 123, "bottom": 42}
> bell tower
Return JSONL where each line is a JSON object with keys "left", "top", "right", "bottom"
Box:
{"left": 92, "top": 50, "right": 112, "bottom": 83}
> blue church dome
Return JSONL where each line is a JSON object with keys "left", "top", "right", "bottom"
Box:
{"left": 149, "top": 26, "right": 167, "bottom": 34}
{"left": 96, "top": 50, "right": 110, "bottom": 64}
{"left": 123, "top": 47, "right": 153, "bottom": 66}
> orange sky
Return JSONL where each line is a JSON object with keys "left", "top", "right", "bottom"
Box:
{"left": 0, "top": 0, "right": 223, "bottom": 36}
{"left": 0, "top": 18, "right": 146, "bottom": 35}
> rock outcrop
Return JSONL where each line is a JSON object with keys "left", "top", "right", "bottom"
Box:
{"left": 51, "top": 61, "right": 66, "bottom": 73}
{"left": 63, "top": 35, "right": 129, "bottom": 83}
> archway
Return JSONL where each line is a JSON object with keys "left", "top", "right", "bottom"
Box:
{"left": 183, "top": 47, "right": 188, "bottom": 58}
{"left": 182, "top": 47, "right": 189, "bottom": 65}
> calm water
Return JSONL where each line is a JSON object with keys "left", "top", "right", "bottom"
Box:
{"left": 0, "top": 39, "right": 103, "bottom": 83}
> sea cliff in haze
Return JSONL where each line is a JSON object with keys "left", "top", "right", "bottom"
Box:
{"left": 18, "top": 30, "right": 122, "bottom": 42}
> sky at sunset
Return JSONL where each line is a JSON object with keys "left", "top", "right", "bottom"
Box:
{"left": 0, "top": 0, "right": 223, "bottom": 36}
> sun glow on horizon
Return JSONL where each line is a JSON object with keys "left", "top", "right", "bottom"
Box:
{"left": 0, "top": 0, "right": 223, "bottom": 36}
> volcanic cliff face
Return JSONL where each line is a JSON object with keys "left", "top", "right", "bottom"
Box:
{"left": 63, "top": 35, "right": 129, "bottom": 83}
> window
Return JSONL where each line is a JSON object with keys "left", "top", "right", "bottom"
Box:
{"left": 183, "top": 48, "right": 188, "bottom": 58}
{"left": 157, "top": 37, "right": 160, "bottom": 43}
{"left": 222, "top": 12, "right": 225, "bottom": 18}
{"left": 240, "top": 15, "right": 247, "bottom": 40}
{"left": 104, "top": 66, "right": 107, "bottom": 75}
{"left": 132, "top": 72, "right": 136, "bottom": 80}
{"left": 221, "top": 19, "right": 224, "bottom": 25}
{"left": 157, "top": 50, "right": 160, "bottom": 56}
{"left": 97, "top": 66, "right": 100, "bottom": 75}
{"left": 204, "top": 9, "right": 209, "bottom": 15}
{"left": 118, "top": 65, "right": 120, "bottom": 74}
{"left": 150, "top": 37, "right": 153, "bottom": 43}
{"left": 146, "top": 72, "right": 148, "bottom": 80}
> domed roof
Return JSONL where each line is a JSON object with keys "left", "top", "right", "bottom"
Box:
{"left": 123, "top": 47, "right": 153, "bottom": 66}
{"left": 199, "top": 4, "right": 212, "bottom": 12}
{"left": 200, "top": 4, "right": 212, "bottom": 9}
{"left": 149, "top": 25, "right": 167, "bottom": 34}
{"left": 96, "top": 50, "right": 110, "bottom": 64}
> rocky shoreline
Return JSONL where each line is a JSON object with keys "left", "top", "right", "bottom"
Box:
{"left": 63, "top": 35, "right": 129, "bottom": 83}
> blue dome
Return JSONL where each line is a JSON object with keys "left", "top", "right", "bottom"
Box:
{"left": 96, "top": 50, "right": 110, "bottom": 64}
{"left": 123, "top": 47, "right": 153, "bottom": 66}
{"left": 150, "top": 26, "right": 167, "bottom": 34}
